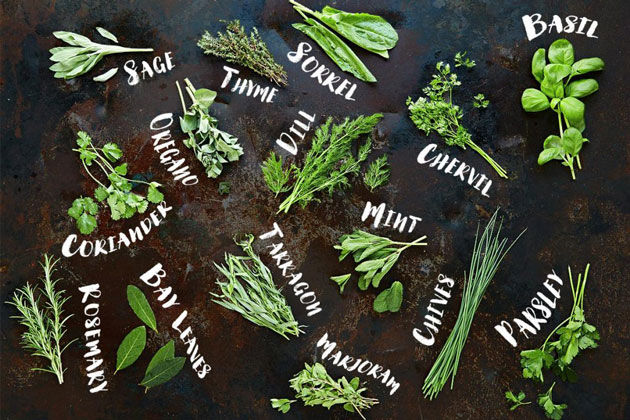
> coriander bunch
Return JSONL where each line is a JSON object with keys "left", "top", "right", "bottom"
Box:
{"left": 49, "top": 28, "right": 153, "bottom": 80}
{"left": 176, "top": 78, "right": 243, "bottom": 178}
{"left": 212, "top": 235, "right": 303, "bottom": 339}
{"left": 7, "top": 255, "right": 74, "bottom": 384}
{"left": 271, "top": 363, "right": 379, "bottom": 419}
{"left": 275, "top": 113, "right": 382, "bottom": 214}
{"left": 423, "top": 210, "right": 524, "bottom": 399}
{"left": 198, "top": 20, "right": 287, "bottom": 86}
{"left": 407, "top": 59, "right": 507, "bottom": 178}
{"left": 69, "top": 131, "right": 164, "bottom": 234}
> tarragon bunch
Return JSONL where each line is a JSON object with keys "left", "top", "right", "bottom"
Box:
{"left": 520, "top": 264, "right": 598, "bottom": 384}
{"left": 176, "top": 78, "right": 243, "bottom": 178}
{"left": 7, "top": 254, "right": 75, "bottom": 384}
{"left": 271, "top": 363, "right": 378, "bottom": 419}
{"left": 69, "top": 131, "right": 164, "bottom": 234}
{"left": 407, "top": 56, "right": 507, "bottom": 178}
{"left": 198, "top": 20, "right": 287, "bottom": 86}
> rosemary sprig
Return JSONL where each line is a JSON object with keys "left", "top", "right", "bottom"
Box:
{"left": 422, "top": 210, "right": 525, "bottom": 399}
{"left": 363, "top": 155, "right": 390, "bottom": 191}
{"left": 271, "top": 362, "right": 379, "bottom": 419}
{"left": 7, "top": 254, "right": 75, "bottom": 384}
{"left": 197, "top": 20, "right": 287, "bottom": 86}
{"left": 212, "top": 235, "right": 303, "bottom": 339}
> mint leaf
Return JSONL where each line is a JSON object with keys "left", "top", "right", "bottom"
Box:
{"left": 373, "top": 281, "right": 403, "bottom": 313}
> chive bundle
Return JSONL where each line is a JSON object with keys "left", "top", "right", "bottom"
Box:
{"left": 212, "top": 235, "right": 303, "bottom": 339}
{"left": 422, "top": 210, "right": 525, "bottom": 399}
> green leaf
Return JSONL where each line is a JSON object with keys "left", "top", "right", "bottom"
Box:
{"left": 559, "top": 97, "right": 585, "bottom": 132}
{"left": 95, "top": 26, "right": 118, "bottom": 43}
{"left": 330, "top": 273, "right": 351, "bottom": 294}
{"left": 77, "top": 212, "right": 97, "bottom": 234}
{"left": 127, "top": 285, "right": 158, "bottom": 332}
{"left": 94, "top": 186, "right": 109, "bottom": 201}
{"left": 531, "top": 48, "right": 546, "bottom": 83}
{"left": 140, "top": 357, "right": 186, "bottom": 389}
{"left": 540, "top": 78, "right": 564, "bottom": 98}
{"left": 147, "top": 183, "right": 164, "bottom": 204}
{"left": 194, "top": 88, "right": 217, "bottom": 109}
{"left": 102, "top": 142, "right": 122, "bottom": 161}
{"left": 373, "top": 281, "right": 403, "bottom": 313}
{"left": 520, "top": 348, "right": 553, "bottom": 382}
{"left": 145, "top": 340, "right": 175, "bottom": 376}
{"left": 76, "top": 131, "right": 91, "bottom": 148}
{"left": 180, "top": 114, "right": 198, "bottom": 133}
{"left": 560, "top": 128, "right": 584, "bottom": 156}
{"left": 355, "top": 258, "right": 385, "bottom": 272}
{"left": 571, "top": 57, "right": 604, "bottom": 75}
{"left": 218, "top": 181, "right": 230, "bottom": 195}
{"left": 93, "top": 67, "right": 119, "bottom": 82}
{"left": 543, "top": 64, "right": 572, "bottom": 83}
{"left": 543, "top": 135, "right": 562, "bottom": 150}
{"left": 270, "top": 398, "right": 294, "bottom": 413}
{"left": 521, "top": 88, "right": 550, "bottom": 112}
{"left": 115, "top": 326, "right": 146, "bottom": 372}
{"left": 537, "top": 384, "right": 567, "bottom": 420}
{"left": 548, "top": 38, "right": 574, "bottom": 65}
{"left": 565, "top": 79, "right": 598, "bottom": 98}
{"left": 114, "top": 163, "right": 128, "bottom": 175}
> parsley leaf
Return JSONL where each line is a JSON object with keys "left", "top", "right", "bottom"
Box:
{"left": 505, "top": 390, "right": 531, "bottom": 411}
{"left": 520, "top": 348, "right": 554, "bottom": 382}
{"left": 537, "top": 383, "right": 567, "bottom": 419}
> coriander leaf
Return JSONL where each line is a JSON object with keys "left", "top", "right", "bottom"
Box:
{"left": 114, "top": 163, "right": 128, "bottom": 175}
{"left": 94, "top": 186, "right": 109, "bottom": 201}
{"left": 147, "top": 183, "right": 164, "bottom": 204}
{"left": 102, "top": 142, "right": 122, "bottom": 161}
{"left": 77, "top": 131, "right": 91, "bottom": 148}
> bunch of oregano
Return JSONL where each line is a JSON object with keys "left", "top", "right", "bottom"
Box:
{"left": 197, "top": 20, "right": 287, "bottom": 86}
{"left": 407, "top": 54, "right": 507, "bottom": 178}
{"left": 7, "top": 254, "right": 75, "bottom": 384}
{"left": 212, "top": 235, "right": 303, "bottom": 339}
{"left": 69, "top": 131, "right": 164, "bottom": 235}
{"left": 330, "top": 230, "right": 427, "bottom": 313}
{"left": 176, "top": 78, "right": 243, "bottom": 179}
{"left": 521, "top": 39, "right": 604, "bottom": 179}
{"left": 263, "top": 113, "right": 382, "bottom": 214}
{"left": 271, "top": 362, "right": 378, "bottom": 419}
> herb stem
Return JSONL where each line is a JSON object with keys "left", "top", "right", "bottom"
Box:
{"left": 466, "top": 140, "right": 508, "bottom": 178}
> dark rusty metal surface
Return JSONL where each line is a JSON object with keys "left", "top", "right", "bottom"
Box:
{"left": 1, "top": 0, "right": 629, "bottom": 419}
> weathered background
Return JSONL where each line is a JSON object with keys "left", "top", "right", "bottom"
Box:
{"left": 1, "top": 0, "right": 629, "bottom": 419}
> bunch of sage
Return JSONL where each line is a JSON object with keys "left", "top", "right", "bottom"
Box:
{"left": 521, "top": 39, "right": 604, "bottom": 179}
{"left": 212, "top": 235, "right": 303, "bottom": 339}
{"left": 176, "top": 78, "right": 243, "bottom": 178}
{"left": 49, "top": 27, "right": 153, "bottom": 81}
{"left": 290, "top": 0, "right": 398, "bottom": 82}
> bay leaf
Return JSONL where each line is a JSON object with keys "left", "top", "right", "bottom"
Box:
{"left": 140, "top": 357, "right": 186, "bottom": 390}
{"left": 127, "top": 285, "right": 158, "bottom": 332}
{"left": 115, "top": 326, "right": 146, "bottom": 372}
{"left": 145, "top": 340, "right": 175, "bottom": 376}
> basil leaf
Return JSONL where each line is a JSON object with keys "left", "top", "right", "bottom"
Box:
{"left": 145, "top": 340, "right": 175, "bottom": 376}
{"left": 140, "top": 357, "right": 186, "bottom": 389}
{"left": 531, "top": 48, "right": 546, "bottom": 83}
{"left": 543, "top": 64, "right": 571, "bottom": 83}
{"left": 543, "top": 135, "right": 562, "bottom": 150}
{"left": 127, "top": 285, "right": 158, "bottom": 332}
{"left": 565, "top": 79, "right": 598, "bottom": 98}
{"left": 292, "top": 20, "right": 376, "bottom": 83}
{"left": 540, "top": 77, "right": 564, "bottom": 99}
{"left": 537, "top": 147, "right": 562, "bottom": 165}
{"left": 115, "top": 326, "right": 146, "bottom": 372}
{"left": 571, "top": 57, "right": 604, "bottom": 75}
{"left": 93, "top": 67, "right": 119, "bottom": 82}
{"left": 521, "top": 88, "right": 549, "bottom": 112}
{"left": 548, "top": 38, "right": 574, "bottom": 65}
{"left": 316, "top": 6, "right": 398, "bottom": 52}
{"left": 561, "top": 127, "right": 584, "bottom": 156}
{"left": 96, "top": 26, "right": 118, "bottom": 44}
{"left": 560, "top": 97, "right": 586, "bottom": 132}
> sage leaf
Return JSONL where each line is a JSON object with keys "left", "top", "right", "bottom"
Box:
{"left": 96, "top": 26, "right": 118, "bottom": 43}
{"left": 115, "top": 326, "right": 146, "bottom": 372}
{"left": 92, "top": 67, "right": 119, "bottom": 82}
{"left": 127, "top": 285, "right": 157, "bottom": 332}
{"left": 292, "top": 19, "right": 376, "bottom": 82}
{"left": 140, "top": 357, "right": 186, "bottom": 389}
{"left": 145, "top": 340, "right": 176, "bottom": 376}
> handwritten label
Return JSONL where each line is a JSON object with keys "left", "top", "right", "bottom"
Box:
{"left": 287, "top": 42, "right": 358, "bottom": 101}
{"left": 259, "top": 223, "right": 322, "bottom": 317}
{"left": 124, "top": 52, "right": 175, "bottom": 85}
{"left": 362, "top": 201, "right": 422, "bottom": 233}
{"left": 317, "top": 333, "right": 400, "bottom": 395}
{"left": 522, "top": 14, "right": 598, "bottom": 41}
{"left": 412, "top": 274, "right": 455, "bottom": 346}
{"left": 275, "top": 110, "right": 316, "bottom": 155}
{"left": 61, "top": 201, "right": 173, "bottom": 257}
{"left": 495, "top": 271, "right": 563, "bottom": 347}
{"left": 140, "top": 263, "right": 212, "bottom": 379}
{"left": 220, "top": 66, "right": 279, "bottom": 103}
{"left": 150, "top": 113, "right": 199, "bottom": 186}
{"left": 417, "top": 143, "right": 492, "bottom": 197}
{"left": 78, "top": 284, "right": 108, "bottom": 393}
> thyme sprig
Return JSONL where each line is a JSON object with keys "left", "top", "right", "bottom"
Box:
{"left": 7, "top": 254, "right": 75, "bottom": 384}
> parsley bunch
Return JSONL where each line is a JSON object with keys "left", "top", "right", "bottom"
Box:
{"left": 520, "top": 264, "right": 598, "bottom": 383}
{"left": 271, "top": 363, "right": 378, "bottom": 419}
{"left": 176, "top": 78, "right": 243, "bottom": 179}
{"left": 69, "top": 131, "right": 163, "bottom": 235}
{"left": 407, "top": 56, "right": 507, "bottom": 178}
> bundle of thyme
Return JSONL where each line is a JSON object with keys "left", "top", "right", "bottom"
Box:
{"left": 271, "top": 363, "right": 379, "bottom": 418}
{"left": 212, "top": 235, "right": 303, "bottom": 339}
{"left": 197, "top": 20, "right": 287, "bottom": 86}
{"left": 7, "top": 254, "right": 74, "bottom": 384}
